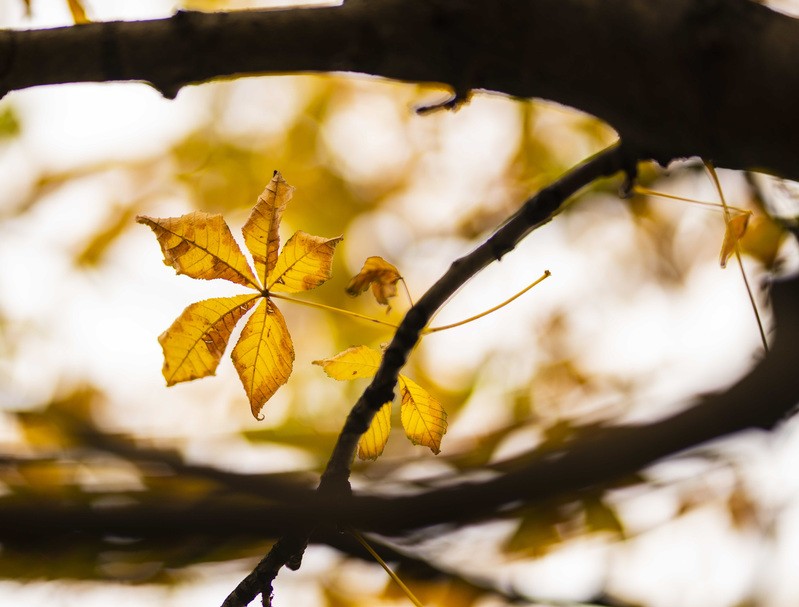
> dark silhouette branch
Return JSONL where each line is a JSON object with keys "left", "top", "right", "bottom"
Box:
{"left": 3, "top": 0, "right": 799, "bottom": 179}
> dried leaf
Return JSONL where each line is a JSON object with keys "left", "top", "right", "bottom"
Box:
{"left": 720, "top": 212, "right": 751, "bottom": 268}
{"left": 267, "top": 231, "right": 342, "bottom": 293}
{"left": 358, "top": 402, "right": 392, "bottom": 460}
{"left": 242, "top": 171, "right": 293, "bottom": 287}
{"left": 231, "top": 299, "right": 295, "bottom": 419}
{"left": 66, "top": 0, "right": 90, "bottom": 23}
{"left": 398, "top": 375, "right": 447, "bottom": 454}
{"left": 312, "top": 345, "right": 382, "bottom": 380}
{"left": 137, "top": 212, "right": 260, "bottom": 289}
{"left": 346, "top": 256, "right": 402, "bottom": 307}
{"left": 159, "top": 294, "right": 259, "bottom": 386}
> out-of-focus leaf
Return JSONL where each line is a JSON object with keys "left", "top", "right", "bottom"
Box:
{"left": 75, "top": 205, "right": 136, "bottom": 267}
{"left": 358, "top": 402, "right": 392, "bottom": 460}
{"left": 719, "top": 212, "right": 751, "bottom": 268}
{"left": 159, "top": 294, "right": 260, "bottom": 386}
{"left": 267, "top": 231, "right": 342, "bottom": 293}
{"left": 583, "top": 496, "right": 625, "bottom": 538}
{"left": 503, "top": 507, "right": 565, "bottom": 557}
{"left": 398, "top": 375, "right": 447, "bottom": 455}
{"left": 242, "top": 172, "right": 293, "bottom": 286}
{"left": 740, "top": 214, "right": 787, "bottom": 269}
{"left": 0, "top": 105, "right": 21, "bottom": 140}
{"left": 137, "top": 212, "right": 260, "bottom": 289}
{"left": 66, "top": 0, "right": 90, "bottom": 24}
{"left": 346, "top": 256, "right": 402, "bottom": 308}
{"left": 231, "top": 299, "right": 295, "bottom": 419}
{"left": 312, "top": 345, "right": 382, "bottom": 380}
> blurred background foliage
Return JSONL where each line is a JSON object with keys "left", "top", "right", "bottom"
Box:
{"left": 2, "top": 1, "right": 799, "bottom": 606}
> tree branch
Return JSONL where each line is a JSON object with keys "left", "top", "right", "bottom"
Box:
{"left": 4, "top": 1, "right": 799, "bottom": 179}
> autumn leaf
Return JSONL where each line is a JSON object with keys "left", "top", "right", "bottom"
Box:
{"left": 346, "top": 256, "right": 403, "bottom": 309}
{"left": 314, "top": 345, "right": 447, "bottom": 457}
{"left": 398, "top": 375, "right": 447, "bottom": 455}
{"left": 138, "top": 171, "right": 340, "bottom": 419}
{"left": 720, "top": 212, "right": 751, "bottom": 268}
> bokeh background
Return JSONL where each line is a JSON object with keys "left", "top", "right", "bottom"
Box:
{"left": 2, "top": 1, "right": 799, "bottom": 605}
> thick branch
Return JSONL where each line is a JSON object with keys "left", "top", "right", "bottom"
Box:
{"left": 3, "top": 0, "right": 799, "bottom": 178}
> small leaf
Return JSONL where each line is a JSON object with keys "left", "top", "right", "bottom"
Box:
{"left": 720, "top": 212, "right": 751, "bottom": 268}
{"left": 346, "top": 256, "right": 402, "bottom": 307}
{"left": 358, "top": 402, "right": 392, "bottom": 460}
{"left": 312, "top": 345, "right": 382, "bottom": 380}
{"left": 267, "top": 231, "right": 342, "bottom": 293}
{"left": 137, "top": 212, "right": 260, "bottom": 289}
{"left": 67, "top": 0, "right": 90, "bottom": 23}
{"left": 242, "top": 172, "right": 293, "bottom": 287}
{"left": 231, "top": 299, "right": 294, "bottom": 419}
{"left": 159, "top": 294, "right": 260, "bottom": 386}
{"left": 398, "top": 375, "right": 447, "bottom": 454}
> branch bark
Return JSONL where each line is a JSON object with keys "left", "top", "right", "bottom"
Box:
{"left": 3, "top": 0, "right": 799, "bottom": 179}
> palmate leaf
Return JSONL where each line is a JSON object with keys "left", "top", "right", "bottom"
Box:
{"left": 314, "top": 345, "right": 447, "bottom": 457}
{"left": 137, "top": 212, "right": 260, "bottom": 289}
{"left": 159, "top": 294, "right": 260, "bottom": 385}
{"left": 268, "top": 231, "right": 342, "bottom": 293}
{"left": 139, "top": 172, "right": 339, "bottom": 419}
{"left": 232, "top": 299, "right": 294, "bottom": 420}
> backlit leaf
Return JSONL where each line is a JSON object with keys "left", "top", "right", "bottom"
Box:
{"left": 267, "top": 231, "right": 342, "bottom": 293}
{"left": 720, "top": 212, "right": 751, "bottom": 268}
{"left": 159, "top": 294, "right": 259, "bottom": 386}
{"left": 346, "top": 256, "right": 402, "bottom": 307}
{"left": 231, "top": 298, "right": 294, "bottom": 419}
{"left": 312, "top": 345, "right": 382, "bottom": 380}
{"left": 398, "top": 376, "right": 447, "bottom": 454}
{"left": 137, "top": 212, "right": 260, "bottom": 289}
{"left": 358, "top": 402, "right": 392, "bottom": 460}
{"left": 242, "top": 171, "right": 293, "bottom": 286}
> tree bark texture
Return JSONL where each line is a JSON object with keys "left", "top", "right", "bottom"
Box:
{"left": 1, "top": 0, "right": 798, "bottom": 179}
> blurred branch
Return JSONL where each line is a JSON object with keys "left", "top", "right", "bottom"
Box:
{"left": 3, "top": 1, "right": 799, "bottom": 179}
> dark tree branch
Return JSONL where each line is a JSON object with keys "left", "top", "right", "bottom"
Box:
{"left": 3, "top": 0, "right": 799, "bottom": 179}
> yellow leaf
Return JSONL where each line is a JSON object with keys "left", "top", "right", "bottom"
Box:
{"left": 231, "top": 298, "right": 294, "bottom": 419}
{"left": 267, "top": 231, "right": 342, "bottom": 293}
{"left": 158, "top": 294, "right": 260, "bottom": 386}
{"left": 358, "top": 402, "right": 392, "bottom": 460}
{"left": 346, "top": 256, "right": 402, "bottom": 307}
{"left": 67, "top": 0, "right": 90, "bottom": 23}
{"left": 719, "top": 212, "right": 751, "bottom": 268}
{"left": 312, "top": 345, "right": 382, "bottom": 380}
{"left": 242, "top": 171, "right": 294, "bottom": 287}
{"left": 398, "top": 375, "right": 447, "bottom": 454}
{"left": 137, "top": 212, "right": 260, "bottom": 289}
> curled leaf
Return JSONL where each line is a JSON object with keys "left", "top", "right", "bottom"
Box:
{"left": 346, "top": 256, "right": 402, "bottom": 308}
{"left": 137, "top": 212, "right": 260, "bottom": 289}
{"left": 398, "top": 376, "right": 447, "bottom": 454}
{"left": 268, "top": 231, "right": 343, "bottom": 293}
{"left": 358, "top": 402, "right": 392, "bottom": 460}
{"left": 242, "top": 171, "right": 293, "bottom": 286}
{"left": 232, "top": 299, "right": 295, "bottom": 420}
{"left": 720, "top": 212, "right": 751, "bottom": 268}
{"left": 159, "top": 294, "right": 259, "bottom": 386}
{"left": 312, "top": 345, "right": 382, "bottom": 380}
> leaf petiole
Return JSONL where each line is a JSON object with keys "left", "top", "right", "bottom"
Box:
{"left": 703, "top": 161, "right": 769, "bottom": 353}
{"left": 350, "top": 529, "right": 425, "bottom": 607}
{"left": 423, "top": 270, "right": 551, "bottom": 334}
{"left": 634, "top": 185, "right": 750, "bottom": 216}
{"left": 268, "top": 292, "right": 399, "bottom": 329}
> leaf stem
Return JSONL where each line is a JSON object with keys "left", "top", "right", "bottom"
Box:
{"left": 350, "top": 529, "right": 425, "bottom": 607}
{"left": 634, "top": 185, "right": 750, "bottom": 216}
{"left": 703, "top": 161, "right": 769, "bottom": 353}
{"left": 399, "top": 277, "right": 415, "bottom": 308}
{"left": 268, "top": 292, "right": 399, "bottom": 329}
{"left": 424, "top": 270, "right": 551, "bottom": 334}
